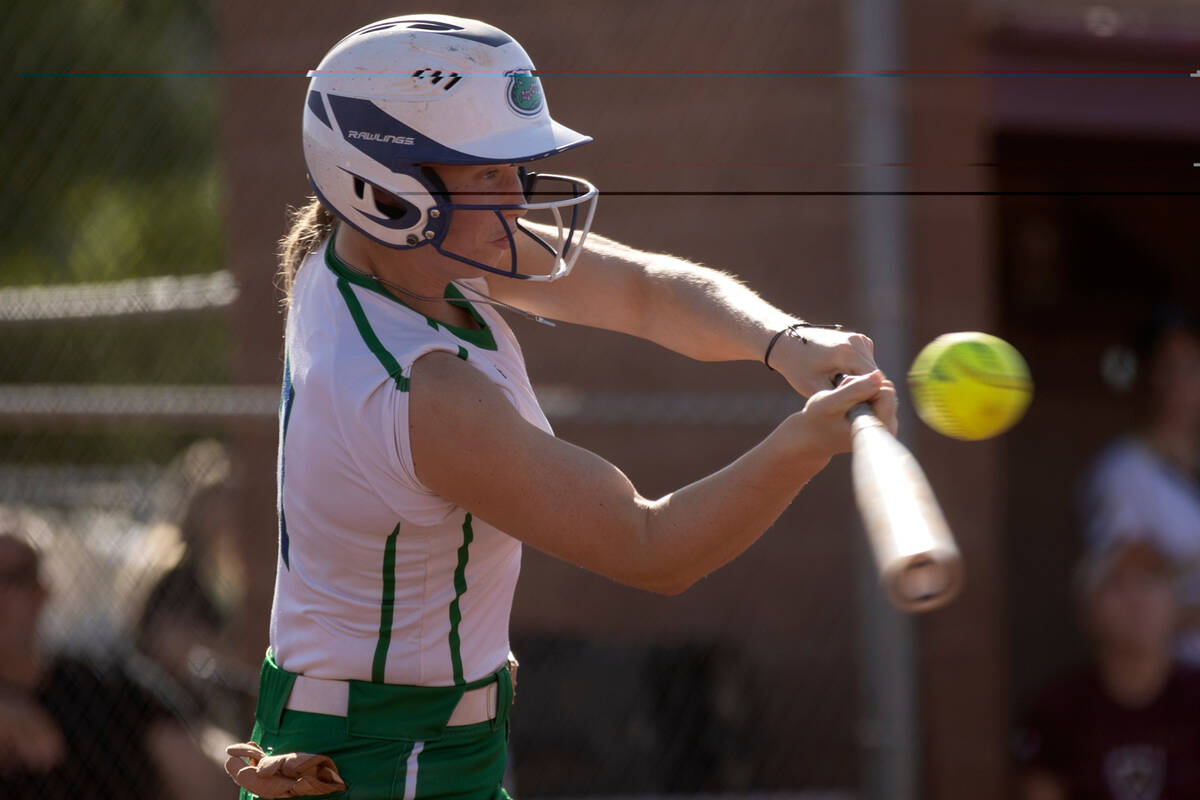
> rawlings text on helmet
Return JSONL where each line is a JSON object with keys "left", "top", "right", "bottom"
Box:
{"left": 347, "top": 131, "right": 415, "bottom": 145}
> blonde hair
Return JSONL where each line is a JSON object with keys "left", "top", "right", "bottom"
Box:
{"left": 278, "top": 197, "right": 336, "bottom": 304}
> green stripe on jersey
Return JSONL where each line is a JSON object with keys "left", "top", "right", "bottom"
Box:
{"left": 372, "top": 522, "right": 402, "bottom": 684}
{"left": 335, "top": 277, "right": 410, "bottom": 391}
{"left": 325, "top": 231, "right": 497, "bottom": 351}
{"left": 447, "top": 514, "right": 475, "bottom": 686}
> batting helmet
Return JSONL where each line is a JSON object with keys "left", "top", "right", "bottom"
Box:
{"left": 303, "top": 15, "right": 598, "bottom": 280}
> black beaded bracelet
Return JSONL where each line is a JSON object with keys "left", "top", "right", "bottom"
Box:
{"left": 764, "top": 321, "right": 845, "bottom": 371}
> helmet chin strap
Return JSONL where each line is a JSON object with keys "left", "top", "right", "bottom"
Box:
{"left": 451, "top": 279, "right": 557, "bottom": 327}
{"left": 332, "top": 256, "right": 557, "bottom": 328}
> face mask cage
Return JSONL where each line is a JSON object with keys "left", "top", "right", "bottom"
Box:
{"left": 433, "top": 172, "right": 598, "bottom": 281}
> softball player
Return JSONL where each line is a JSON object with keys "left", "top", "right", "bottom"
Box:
{"left": 226, "top": 14, "right": 896, "bottom": 800}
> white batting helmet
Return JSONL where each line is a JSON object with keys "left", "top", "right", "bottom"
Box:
{"left": 303, "top": 15, "right": 598, "bottom": 280}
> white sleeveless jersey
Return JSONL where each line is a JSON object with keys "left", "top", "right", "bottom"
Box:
{"left": 269, "top": 236, "right": 550, "bottom": 686}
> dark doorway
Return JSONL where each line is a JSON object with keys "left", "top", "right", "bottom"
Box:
{"left": 994, "top": 132, "right": 1200, "bottom": 709}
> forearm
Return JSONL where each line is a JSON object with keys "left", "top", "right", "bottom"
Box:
{"left": 631, "top": 422, "right": 829, "bottom": 594}
{"left": 498, "top": 229, "right": 880, "bottom": 398}
{"left": 610, "top": 373, "right": 887, "bottom": 592}
{"left": 497, "top": 229, "right": 797, "bottom": 363}
{"left": 599, "top": 240, "right": 795, "bottom": 363}
{"left": 585, "top": 244, "right": 882, "bottom": 399}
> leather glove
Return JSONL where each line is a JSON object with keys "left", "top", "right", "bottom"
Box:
{"left": 224, "top": 741, "right": 347, "bottom": 797}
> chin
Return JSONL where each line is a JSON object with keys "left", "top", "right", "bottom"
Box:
{"left": 476, "top": 244, "right": 510, "bottom": 267}
{"left": 432, "top": 248, "right": 495, "bottom": 276}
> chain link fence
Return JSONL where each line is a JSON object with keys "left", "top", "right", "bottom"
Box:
{"left": 3, "top": 2, "right": 254, "bottom": 797}
{"left": 60, "top": 0, "right": 1200, "bottom": 792}
{"left": 0, "top": 6, "right": 864, "bottom": 796}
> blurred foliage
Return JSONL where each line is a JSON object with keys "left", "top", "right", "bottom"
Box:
{"left": 2, "top": 0, "right": 220, "bottom": 286}
{"left": 1, "top": 0, "right": 229, "bottom": 465}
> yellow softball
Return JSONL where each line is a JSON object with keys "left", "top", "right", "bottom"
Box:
{"left": 907, "top": 332, "right": 1033, "bottom": 441}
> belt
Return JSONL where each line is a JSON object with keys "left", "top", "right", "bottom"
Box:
{"left": 285, "top": 674, "right": 499, "bottom": 727}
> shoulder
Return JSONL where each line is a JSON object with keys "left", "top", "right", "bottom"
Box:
{"left": 1078, "top": 438, "right": 1156, "bottom": 535}
{"left": 289, "top": 238, "right": 338, "bottom": 314}
{"left": 408, "top": 349, "right": 543, "bottom": 495}
{"left": 1080, "top": 436, "right": 1200, "bottom": 543}
{"left": 294, "top": 264, "right": 458, "bottom": 394}
{"left": 410, "top": 349, "right": 519, "bottom": 424}
{"left": 1085, "top": 438, "right": 1152, "bottom": 485}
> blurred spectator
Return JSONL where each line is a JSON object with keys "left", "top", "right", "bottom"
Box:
{"left": 1080, "top": 305, "right": 1200, "bottom": 663}
{"left": 1013, "top": 540, "right": 1200, "bottom": 800}
{"left": 134, "top": 481, "right": 255, "bottom": 733}
{"left": 0, "top": 530, "right": 233, "bottom": 799}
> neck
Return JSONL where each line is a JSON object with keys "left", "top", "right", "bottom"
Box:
{"left": 1096, "top": 646, "right": 1172, "bottom": 708}
{"left": 333, "top": 225, "right": 478, "bottom": 330}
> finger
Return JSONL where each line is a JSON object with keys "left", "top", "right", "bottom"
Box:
{"left": 225, "top": 754, "right": 248, "bottom": 782}
{"left": 824, "top": 369, "right": 884, "bottom": 411}
{"left": 844, "top": 334, "right": 879, "bottom": 373}
{"left": 870, "top": 379, "right": 900, "bottom": 435}
{"left": 227, "top": 742, "right": 267, "bottom": 761}
{"left": 832, "top": 369, "right": 875, "bottom": 389}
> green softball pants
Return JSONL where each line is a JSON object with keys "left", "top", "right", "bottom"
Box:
{"left": 239, "top": 652, "right": 514, "bottom": 800}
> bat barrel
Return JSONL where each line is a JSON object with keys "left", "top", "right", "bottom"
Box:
{"left": 848, "top": 404, "right": 964, "bottom": 613}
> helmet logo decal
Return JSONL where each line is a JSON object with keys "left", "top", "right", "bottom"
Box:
{"left": 506, "top": 70, "right": 544, "bottom": 117}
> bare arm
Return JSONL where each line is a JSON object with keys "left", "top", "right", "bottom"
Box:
{"left": 410, "top": 352, "right": 895, "bottom": 594}
{"left": 485, "top": 225, "right": 879, "bottom": 397}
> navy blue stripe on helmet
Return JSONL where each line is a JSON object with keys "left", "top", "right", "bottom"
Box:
{"left": 328, "top": 94, "right": 483, "bottom": 167}
{"left": 307, "top": 91, "right": 331, "bottom": 129}
{"left": 353, "top": 21, "right": 406, "bottom": 37}
{"left": 326, "top": 94, "right": 590, "bottom": 166}
{"left": 345, "top": 18, "right": 512, "bottom": 47}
